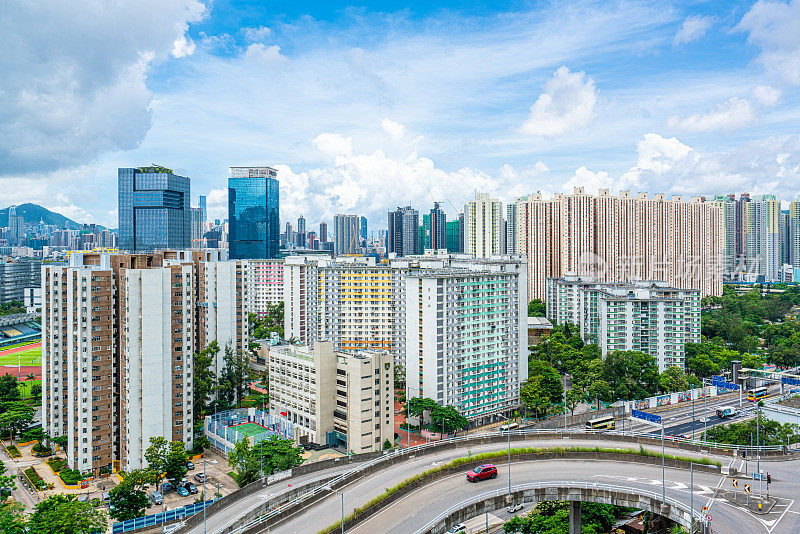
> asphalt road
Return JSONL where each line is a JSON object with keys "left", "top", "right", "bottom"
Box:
{"left": 263, "top": 437, "right": 784, "bottom": 534}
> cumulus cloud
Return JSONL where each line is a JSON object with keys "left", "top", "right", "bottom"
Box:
{"left": 314, "top": 133, "right": 354, "bottom": 157}
{"left": 519, "top": 66, "right": 597, "bottom": 137}
{"left": 0, "top": 1, "right": 206, "bottom": 176}
{"left": 381, "top": 118, "right": 407, "bottom": 141}
{"left": 737, "top": 0, "right": 800, "bottom": 84}
{"left": 667, "top": 97, "right": 756, "bottom": 132}
{"left": 563, "top": 166, "right": 612, "bottom": 194}
{"left": 172, "top": 34, "right": 197, "bottom": 58}
{"left": 243, "top": 43, "right": 287, "bottom": 64}
{"left": 243, "top": 26, "right": 272, "bottom": 42}
{"left": 673, "top": 15, "right": 715, "bottom": 45}
{"left": 751, "top": 85, "right": 782, "bottom": 106}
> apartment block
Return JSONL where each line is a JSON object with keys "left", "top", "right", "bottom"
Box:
{"left": 268, "top": 342, "right": 393, "bottom": 453}
{"left": 546, "top": 276, "right": 701, "bottom": 371}
{"left": 42, "top": 250, "right": 248, "bottom": 474}
{"left": 464, "top": 193, "right": 504, "bottom": 258}
{"left": 516, "top": 188, "right": 724, "bottom": 301}
{"left": 250, "top": 259, "right": 284, "bottom": 315}
{"left": 745, "top": 195, "right": 782, "bottom": 282}
{"left": 405, "top": 258, "right": 527, "bottom": 423}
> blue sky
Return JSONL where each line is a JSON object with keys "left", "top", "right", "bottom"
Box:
{"left": 1, "top": 0, "right": 799, "bottom": 229}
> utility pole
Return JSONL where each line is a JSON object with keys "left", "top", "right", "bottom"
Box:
{"left": 690, "top": 462, "right": 694, "bottom": 534}
{"left": 691, "top": 387, "right": 695, "bottom": 440}
{"left": 341, "top": 492, "right": 345, "bottom": 534}
{"left": 703, "top": 379, "right": 708, "bottom": 438}
{"left": 507, "top": 419, "right": 511, "bottom": 498}
{"left": 661, "top": 422, "right": 665, "bottom": 504}
{"left": 757, "top": 404, "right": 762, "bottom": 499}
{"left": 203, "top": 457, "right": 207, "bottom": 534}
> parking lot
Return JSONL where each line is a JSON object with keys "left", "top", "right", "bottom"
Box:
{"left": 151, "top": 449, "right": 238, "bottom": 512}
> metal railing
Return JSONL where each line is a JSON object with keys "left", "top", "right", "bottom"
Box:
{"left": 221, "top": 427, "right": 770, "bottom": 534}
{"left": 417, "top": 481, "right": 709, "bottom": 533}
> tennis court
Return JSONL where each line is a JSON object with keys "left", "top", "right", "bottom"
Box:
{"left": 228, "top": 422, "right": 271, "bottom": 437}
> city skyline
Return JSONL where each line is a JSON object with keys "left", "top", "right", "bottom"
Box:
{"left": 1, "top": 1, "right": 799, "bottom": 229}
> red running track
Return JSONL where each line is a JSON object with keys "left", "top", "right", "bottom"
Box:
{"left": 0, "top": 365, "right": 41, "bottom": 379}
{"left": 0, "top": 341, "right": 41, "bottom": 357}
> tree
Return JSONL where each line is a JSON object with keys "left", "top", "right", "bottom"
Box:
{"left": 429, "top": 405, "right": 469, "bottom": 433}
{"left": 586, "top": 380, "right": 611, "bottom": 408}
{"left": 0, "top": 376, "right": 20, "bottom": 403}
{"left": 704, "top": 416, "right": 799, "bottom": 446}
{"left": 659, "top": 366, "right": 690, "bottom": 393}
{"left": 0, "top": 502, "right": 26, "bottom": 534}
{"left": 405, "top": 397, "right": 439, "bottom": 419}
{"left": 249, "top": 303, "right": 284, "bottom": 339}
{"left": 144, "top": 437, "right": 188, "bottom": 485}
{"left": 528, "top": 360, "right": 564, "bottom": 401}
{"left": 600, "top": 351, "right": 659, "bottom": 400}
{"left": 28, "top": 494, "right": 106, "bottom": 534}
{"left": 217, "top": 343, "right": 249, "bottom": 407}
{"left": 0, "top": 459, "right": 16, "bottom": 500}
{"left": 108, "top": 469, "right": 153, "bottom": 521}
{"left": 30, "top": 384, "right": 41, "bottom": 398}
{"left": 0, "top": 403, "right": 34, "bottom": 442}
{"left": 193, "top": 341, "right": 219, "bottom": 420}
{"left": 565, "top": 386, "right": 584, "bottom": 416}
{"left": 527, "top": 299, "right": 546, "bottom": 317}
{"left": 520, "top": 376, "right": 553, "bottom": 418}
{"left": 228, "top": 437, "right": 303, "bottom": 487}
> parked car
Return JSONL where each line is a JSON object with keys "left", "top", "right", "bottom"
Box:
{"left": 176, "top": 486, "right": 189, "bottom": 497}
{"left": 446, "top": 524, "right": 467, "bottom": 534}
{"left": 186, "top": 460, "right": 195, "bottom": 470}
{"left": 194, "top": 473, "right": 207, "bottom": 483}
{"left": 466, "top": 464, "right": 498, "bottom": 482}
{"left": 160, "top": 482, "right": 175, "bottom": 493}
{"left": 183, "top": 481, "right": 198, "bottom": 494}
{"left": 150, "top": 491, "right": 163, "bottom": 505}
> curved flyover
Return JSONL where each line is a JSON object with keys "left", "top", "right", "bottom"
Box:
{"left": 179, "top": 431, "right": 800, "bottom": 534}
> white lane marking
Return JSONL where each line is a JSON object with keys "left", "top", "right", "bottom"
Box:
{"left": 768, "top": 499, "right": 795, "bottom": 533}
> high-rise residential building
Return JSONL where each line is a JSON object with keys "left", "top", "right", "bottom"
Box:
{"left": 516, "top": 188, "right": 724, "bottom": 300}
{"left": 190, "top": 207, "right": 203, "bottom": 249}
{"left": 405, "top": 257, "right": 527, "bottom": 423}
{"left": 297, "top": 215, "right": 306, "bottom": 248}
{"left": 446, "top": 220, "right": 461, "bottom": 253}
{"left": 505, "top": 201, "right": 521, "bottom": 255}
{"left": 458, "top": 213, "right": 465, "bottom": 253}
{"left": 319, "top": 222, "right": 328, "bottom": 243}
{"left": 790, "top": 197, "right": 800, "bottom": 267}
{"left": 118, "top": 165, "right": 191, "bottom": 252}
{"left": 388, "top": 206, "right": 419, "bottom": 256}
{"left": 746, "top": 195, "right": 781, "bottom": 282}
{"left": 464, "top": 193, "right": 504, "bottom": 258}
{"left": 228, "top": 166, "right": 279, "bottom": 260}
{"left": 268, "top": 342, "right": 394, "bottom": 452}
{"left": 781, "top": 210, "right": 791, "bottom": 267}
{"left": 199, "top": 195, "right": 207, "bottom": 223}
{"left": 284, "top": 252, "right": 527, "bottom": 422}
{"left": 7, "top": 205, "right": 23, "bottom": 245}
{"left": 250, "top": 259, "right": 284, "bottom": 317}
{"left": 427, "top": 202, "right": 447, "bottom": 250}
{"left": 42, "top": 250, "right": 248, "bottom": 474}
{"left": 546, "top": 276, "right": 701, "bottom": 372}
{"left": 333, "top": 214, "right": 361, "bottom": 255}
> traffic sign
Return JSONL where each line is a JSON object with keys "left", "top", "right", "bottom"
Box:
{"left": 782, "top": 377, "right": 800, "bottom": 387}
{"left": 705, "top": 514, "right": 712, "bottom": 522}
{"left": 732, "top": 479, "right": 739, "bottom": 488}
{"left": 744, "top": 483, "right": 751, "bottom": 494}
{"left": 716, "top": 381, "right": 739, "bottom": 391}
{"left": 631, "top": 409, "right": 662, "bottom": 425}
{"left": 702, "top": 506, "right": 708, "bottom": 512}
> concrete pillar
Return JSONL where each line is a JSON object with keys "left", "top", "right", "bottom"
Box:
{"left": 569, "top": 500, "right": 581, "bottom": 534}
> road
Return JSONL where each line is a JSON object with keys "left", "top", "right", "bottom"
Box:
{"left": 258, "top": 437, "right": 800, "bottom": 534}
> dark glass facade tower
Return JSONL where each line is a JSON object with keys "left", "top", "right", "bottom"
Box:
{"left": 228, "top": 166, "right": 279, "bottom": 259}
{"left": 118, "top": 166, "right": 191, "bottom": 252}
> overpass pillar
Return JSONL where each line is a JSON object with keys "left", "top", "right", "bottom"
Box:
{"left": 569, "top": 500, "right": 581, "bottom": 534}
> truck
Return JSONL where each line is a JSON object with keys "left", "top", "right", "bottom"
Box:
{"left": 716, "top": 405, "right": 737, "bottom": 419}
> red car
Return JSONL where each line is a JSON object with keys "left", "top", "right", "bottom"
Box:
{"left": 466, "top": 464, "right": 498, "bottom": 482}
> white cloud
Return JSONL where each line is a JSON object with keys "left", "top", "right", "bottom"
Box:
{"left": 172, "top": 34, "right": 196, "bottom": 58}
{"left": 243, "top": 26, "right": 272, "bottom": 42}
{"left": 737, "top": 0, "right": 800, "bottom": 84}
{"left": 519, "top": 66, "right": 597, "bottom": 137}
{"left": 667, "top": 97, "right": 756, "bottom": 132}
{"left": 243, "top": 43, "right": 287, "bottom": 64}
{"left": 751, "top": 85, "right": 781, "bottom": 106}
{"left": 381, "top": 118, "right": 407, "bottom": 141}
{"left": 51, "top": 205, "right": 95, "bottom": 224}
{"left": 673, "top": 15, "right": 715, "bottom": 46}
{"left": 563, "top": 166, "right": 612, "bottom": 194}
{"left": 0, "top": 1, "right": 206, "bottom": 176}
{"left": 313, "top": 133, "right": 354, "bottom": 157}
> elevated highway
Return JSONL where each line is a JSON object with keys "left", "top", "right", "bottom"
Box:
{"left": 178, "top": 430, "right": 800, "bottom": 534}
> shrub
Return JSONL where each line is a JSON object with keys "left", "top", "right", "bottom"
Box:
{"left": 32, "top": 442, "right": 52, "bottom": 455}
{"left": 25, "top": 467, "right": 47, "bottom": 490}
{"left": 59, "top": 467, "right": 85, "bottom": 486}
{"left": 6, "top": 445, "right": 20, "bottom": 457}
{"left": 47, "top": 457, "right": 66, "bottom": 472}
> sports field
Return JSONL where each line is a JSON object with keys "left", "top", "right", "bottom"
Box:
{"left": 229, "top": 422, "right": 271, "bottom": 437}
{"left": 0, "top": 342, "right": 41, "bottom": 366}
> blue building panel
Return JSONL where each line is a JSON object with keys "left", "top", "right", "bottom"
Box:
{"left": 228, "top": 166, "right": 279, "bottom": 259}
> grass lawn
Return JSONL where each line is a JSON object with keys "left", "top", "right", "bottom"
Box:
{"left": 0, "top": 340, "right": 39, "bottom": 352}
{"left": 0, "top": 345, "right": 41, "bottom": 366}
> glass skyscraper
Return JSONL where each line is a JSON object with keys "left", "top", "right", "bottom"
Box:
{"left": 228, "top": 166, "right": 279, "bottom": 259}
{"left": 118, "top": 165, "right": 191, "bottom": 252}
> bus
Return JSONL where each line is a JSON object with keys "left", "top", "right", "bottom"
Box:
{"left": 747, "top": 386, "right": 769, "bottom": 402}
{"left": 585, "top": 416, "right": 615, "bottom": 430}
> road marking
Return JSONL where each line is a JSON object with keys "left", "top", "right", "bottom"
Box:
{"left": 767, "top": 499, "right": 795, "bottom": 534}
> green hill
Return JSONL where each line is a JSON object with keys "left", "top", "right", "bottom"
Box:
{"left": 0, "top": 203, "right": 95, "bottom": 230}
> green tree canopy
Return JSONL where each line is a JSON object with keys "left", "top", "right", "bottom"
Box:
{"left": 527, "top": 299, "right": 546, "bottom": 317}
{"left": 28, "top": 494, "right": 106, "bottom": 534}
{"left": 144, "top": 437, "right": 188, "bottom": 484}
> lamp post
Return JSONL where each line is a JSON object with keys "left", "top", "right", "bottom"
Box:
{"left": 563, "top": 373, "right": 567, "bottom": 432}
{"left": 757, "top": 403, "right": 762, "bottom": 499}
{"left": 203, "top": 458, "right": 207, "bottom": 534}
{"left": 690, "top": 462, "right": 694, "bottom": 534}
{"left": 507, "top": 417, "right": 511, "bottom": 498}
{"left": 341, "top": 492, "right": 345, "bottom": 534}
{"left": 661, "top": 421, "right": 665, "bottom": 504}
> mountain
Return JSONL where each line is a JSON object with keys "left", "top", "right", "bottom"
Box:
{"left": 0, "top": 203, "right": 99, "bottom": 230}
